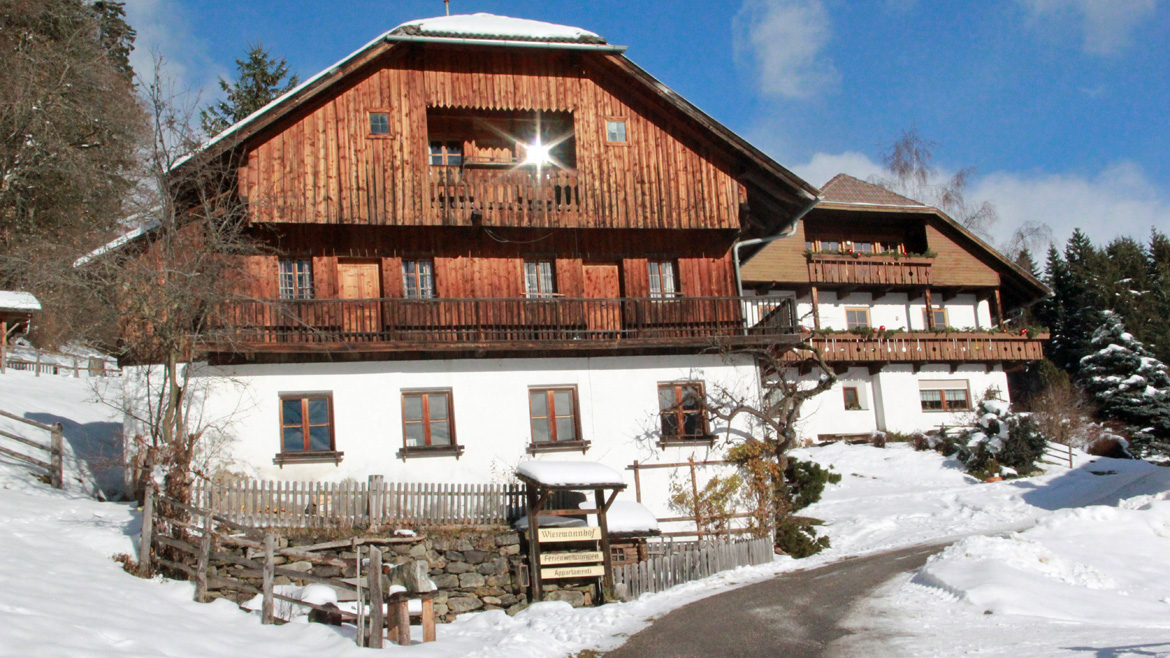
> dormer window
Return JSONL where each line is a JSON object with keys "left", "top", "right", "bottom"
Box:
{"left": 369, "top": 112, "right": 390, "bottom": 136}
{"left": 606, "top": 119, "right": 627, "bottom": 143}
{"left": 429, "top": 141, "right": 462, "bottom": 167}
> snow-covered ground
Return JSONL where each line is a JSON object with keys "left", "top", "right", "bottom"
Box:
{"left": 1, "top": 368, "right": 1169, "bottom": 657}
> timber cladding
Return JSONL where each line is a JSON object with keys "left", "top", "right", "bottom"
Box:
{"left": 236, "top": 45, "right": 744, "bottom": 231}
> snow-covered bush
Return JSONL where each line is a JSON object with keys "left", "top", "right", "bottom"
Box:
{"left": 1078, "top": 311, "right": 1170, "bottom": 460}
{"left": 924, "top": 398, "right": 1048, "bottom": 479}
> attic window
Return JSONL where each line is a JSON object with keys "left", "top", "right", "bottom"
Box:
{"left": 369, "top": 112, "right": 390, "bottom": 136}
{"left": 605, "top": 119, "right": 627, "bottom": 143}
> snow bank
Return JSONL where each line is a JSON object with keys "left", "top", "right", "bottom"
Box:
{"left": 516, "top": 461, "right": 625, "bottom": 488}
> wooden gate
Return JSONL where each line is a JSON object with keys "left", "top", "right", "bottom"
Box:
{"left": 336, "top": 261, "right": 381, "bottom": 336}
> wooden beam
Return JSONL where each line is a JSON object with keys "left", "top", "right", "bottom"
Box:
{"left": 810, "top": 286, "right": 821, "bottom": 330}
{"left": 924, "top": 288, "right": 935, "bottom": 330}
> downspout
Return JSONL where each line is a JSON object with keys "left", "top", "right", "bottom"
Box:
{"left": 733, "top": 194, "right": 822, "bottom": 297}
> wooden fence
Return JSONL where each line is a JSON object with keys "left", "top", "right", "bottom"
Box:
{"left": 0, "top": 409, "right": 62, "bottom": 488}
{"left": 614, "top": 534, "right": 774, "bottom": 599}
{"left": 0, "top": 345, "right": 120, "bottom": 377}
{"left": 192, "top": 476, "right": 530, "bottom": 528}
{"left": 1042, "top": 441, "right": 1075, "bottom": 469}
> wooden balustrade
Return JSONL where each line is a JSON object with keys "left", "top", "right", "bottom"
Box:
{"left": 428, "top": 166, "right": 581, "bottom": 225}
{"left": 785, "top": 332, "right": 1048, "bottom": 364}
{"left": 806, "top": 254, "right": 933, "bottom": 287}
{"left": 206, "top": 296, "right": 796, "bottom": 353}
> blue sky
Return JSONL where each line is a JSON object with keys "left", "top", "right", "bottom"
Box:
{"left": 124, "top": 0, "right": 1170, "bottom": 250}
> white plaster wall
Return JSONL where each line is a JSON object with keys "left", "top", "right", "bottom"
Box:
{"left": 793, "top": 367, "right": 880, "bottom": 439}
{"left": 788, "top": 291, "right": 985, "bottom": 331}
{"left": 144, "top": 354, "right": 762, "bottom": 519}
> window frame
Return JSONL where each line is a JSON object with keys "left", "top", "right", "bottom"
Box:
{"left": 658, "top": 381, "right": 711, "bottom": 444}
{"left": 523, "top": 260, "right": 558, "bottom": 298}
{"left": 648, "top": 260, "right": 680, "bottom": 299}
{"left": 919, "top": 381, "right": 972, "bottom": 412}
{"left": 604, "top": 118, "right": 629, "bottom": 145}
{"left": 368, "top": 110, "right": 391, "bottom": 138}
{"left": 275, "top": 392, "right": 341, "bottom": 465}
{"left": 398, "top": 389, "right": 461, "bottom": 458}
{"left": 842, "top": 386, "right": 862, "bottom": 411}
{"left": 922, "top": 307, "right": 948, "bottom": 329}
{"left": 402, "top": 259, "right": 436, "bottom": 299}
{"left": 527, "top": 386, "right": 587, "bottom": 453}
{"left": 428, "top": 140, "right": 463, "bottom": 167}
{"left": 844, "top": 307, "right": 871, "bottom": 330}
{"left": 278, "top": 259, "right": 314, "bottom": 300}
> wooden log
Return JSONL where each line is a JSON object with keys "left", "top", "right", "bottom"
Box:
{"left": 195, "top": 508, "right": 213, "bottom": 602}
{"left": 367, "top": 546, "right": 384, "bottom": 648}
{"left": 49, "top": 424, "right": 62, "bottom": 489}
{"left": 153, "top": 534, "right": 200, "bottom": 556}
{"left": 0, "top": 444, "right": 51, "bottom": 470}
{"left": 387, "top": 596, "right": 411, "bottom": 646}
{"left": 139, "top": 486, "right": 154, "bottom": 577}
{"left": 421, "top": 598, "right": 436, "bottom": 642}
{"left": 262, "top": 533, "right": 275, "bottom": 625}
{"left": 155, "top": 556, "right": 197, "bottom": 577}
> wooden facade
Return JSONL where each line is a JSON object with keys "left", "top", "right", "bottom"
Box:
{"left": 783, "top": 333, "right": 1048, "bottom": 369}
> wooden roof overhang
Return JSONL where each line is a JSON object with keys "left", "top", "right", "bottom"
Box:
{"left": 171, "top": 27, "right": 818, "bottom": 237}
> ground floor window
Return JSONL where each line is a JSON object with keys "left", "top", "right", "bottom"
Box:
{"left": 279, "top": 393, "right": 334, "bottom": 453}
{"left": 658, "top": 382, "right": 708, "bottom": 439}
{"left": 402, "top": 390, "right": 455, "bottom": 449}
{"left": 529, "top": 387, "right": 580, "bottom": 444}
{"left": 919, "top": 380, "right": 971, "bottom": 411}
{"left": 842, "top": 386, "right": 862, "bottom": 410}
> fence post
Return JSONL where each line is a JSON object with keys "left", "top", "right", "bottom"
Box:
{"left": 262, "top": 532, "right": 275, "bottom": 625}
{"left": 72, "top": 356, "right": 79, "bottom": 378}
{"left": 49, "top": 423, "right": 63, "bottom": 489}
{"left": 688, "top": 457, "right": 703, "bottom": 542}
{"left": 195, "top": 491, "right": 216, "bottom": 603}
{"left": 368, "top": 475, "right": 384, "bottom": 530}
{"left": 367, "top": 546, "right": 384, "bottom": 649}
{"left": 34, "top": 349, "right": 41, "bottom": 377}
{"left": 138, "top": 485, "right": 154, "bottom": 577}
{"left": 1, "top": 343, "right": 6, "bottom": 374}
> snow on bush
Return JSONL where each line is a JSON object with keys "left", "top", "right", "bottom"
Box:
{"left": 930, "top": 396, "right": 1047, "bottom": 479}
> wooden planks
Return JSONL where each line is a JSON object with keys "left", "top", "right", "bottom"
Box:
{"left": 781, "top": 333, "right": 1049, "bottom": 365}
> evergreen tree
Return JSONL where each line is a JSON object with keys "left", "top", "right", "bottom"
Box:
{"left": 90, "top": 1, "right": 136, "bottom": 81}
{"left": 1055, "top": 230, "right": 1106, "bottom": 375}
{"left": 200, "top": 44, "right": 299, "bottom": 136}
{"left": 1079, "top": 311, "right": 1170, "bottom": 460}
{"left": 1146, "top": 230, "right": 1170, "bottom": 364}
{"left": 1015, "top": 247, "right": 1040, "bottom": 278}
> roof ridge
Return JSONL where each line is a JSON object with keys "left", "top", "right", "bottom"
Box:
{"left": 821, "top": 173, "right": 926, "bottom": 207}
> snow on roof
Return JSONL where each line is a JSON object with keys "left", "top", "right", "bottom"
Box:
{"left": 73, "top": 218, "right": 160, "bottom": 268}
{"left": 579, "top": 500, "right": 660, "bottom": 535}
{"left": 391, "top": 13, "right": 604, "bottom": 44}
{"left": 513, "top": 514, "right": 588, "bottom": 531}
{"left": 516, "top": 461, "right": 626, "bottom": 488}
{"left": 0, "top": 291, "right": 41, "bottom": 312}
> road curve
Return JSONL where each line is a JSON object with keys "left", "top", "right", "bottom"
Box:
{"left": 603, "top": 543, "right": 946, "bottom": 658}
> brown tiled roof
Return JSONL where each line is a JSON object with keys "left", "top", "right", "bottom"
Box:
{"left": 820, "top": 173, "right": 926, "bottom": 207}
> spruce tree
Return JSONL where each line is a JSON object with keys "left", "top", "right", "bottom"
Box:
{"left": 1079, "top": 311, "right": 1170, "bottom": 460}
{"left": 1055, "top": 230, "right": 1105, "bottom": 375}
{"left": 1147, "top": 230, "right": 1170, "bottom": 364}
{"left": 200, "top": 44, "right": 299, "bottom": 136}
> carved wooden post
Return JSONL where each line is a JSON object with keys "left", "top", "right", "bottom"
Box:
{"left": 367, "top": 546, "right": 384, "bottom": 648}
{"left": 138, "top": 485, "right": 154, "bottom": 577}
{"left": 49, "top": 423, "right": 63, "bottom": 489}
{"left": 262, "top": 532, "right": 275, "bottom": 624}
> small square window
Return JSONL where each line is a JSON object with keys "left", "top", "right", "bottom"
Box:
{"left": 845, "top": 308, "right": 870, "bottom": 330}
{"left": 606, "top": 120, "right": 627, "bottom": 143}
{"left": 279, "top": 259, "right": 314, "bottom": 300}
{"left": 370, "top": 113, "right": 390, "bottom": 135}
{"left": 279, "top": 394, "right": 335, "bottom": 453}
{"left": 524, "top": 260, "right": 556, "bottom": 298}
{"left": 922, "top": 308, "right": 948, "bottom": 329}
{"left": 530, "top": 387, "right": 580, "bottom": 444}
{"left": 402, "top": 259, "right": 436, "bottom": 299}
{"left": 843, "top": 387, "right": 861, "bottom": 410}
{"left": 648, "top": 261, "right": 678, "bottom": 298}
{"left": 659, "top": 382, "right": 708, "bottom": 439}
{"left": 402, "top": 390, "right": 456, "bottom": 449}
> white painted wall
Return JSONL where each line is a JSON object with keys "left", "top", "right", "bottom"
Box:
{"left": 125, "top": 354, "right": 761, "bottom": 520}
{"left": 782, "top": 291, "right": 990, "bottom": 331}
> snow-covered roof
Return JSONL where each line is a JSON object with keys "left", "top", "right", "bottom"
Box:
{"left": 73, "top": 218, "right": 160, "bottom": 268}
{"left": 579, "top": 500, "right": 660, "bottom": 535}
{"left": 391, "top": 13, "right": 605, "bottom": 44}
{"left": 0, "top": 291, "right": 41, "bottom": 312}
{"left": 516, "top": 461, "right": 626, "bottom": 489}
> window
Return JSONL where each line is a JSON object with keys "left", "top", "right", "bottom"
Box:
{"left": 529, "top": 387, "right": 580, "bottom": 444}
{"left": 524, "top": 260, "right": 556, "bottom": 298}
{"left": 429, "top": 140, "right": 462, "bottom": 166}
{"left": 402, "top": 391, "right": 455, "bottom": 449}
{"left": 279, "top": 394, "right": 334, "bottom": 454}
{"left": 659, "top": 382, "right": 708, "bottom": 439}
{"left": 369, "top": 112, "right": 390, "bottom": 136}
{"left": 402, "top": 259, "right": 435, "bottom": 299}
{"left": 922, "top": 307, "right": 948, "bottom": 329}
{"left": 279, "top": 259, "right": 314, "bottom": 300}
{"left": 845, "top": 307, "right": 871, "bottom": 330}
{"left": 843, "top": 387, "right": 862, "bottom": 411}
{"left": 605, "top": 119, "right": 627, "bottom": 143}
{"left": 648, "top": 261, "right": 679, "bottom": 298}
{"left": 853, "top": 241, "right": 874, "bottom": 254}
{"left": 919, "top": 381, "right": 971, "bottom": 412}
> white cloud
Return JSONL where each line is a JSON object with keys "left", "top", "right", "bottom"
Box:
{"left": 973, "top": 161, "right": 1170, "bottom": 248}
{"left": 124, "top": 0, "right": 225, "bottom": 99}
{"left": 791, "top": 151, "right": 884, "bottom": 188}
{"left": 733, "top": 0, "right": 840, "bottom": 100}
{"left": 1018, "top": 0, "right": 1158, "bottom": 55}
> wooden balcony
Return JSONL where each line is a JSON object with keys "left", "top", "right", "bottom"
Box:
{"left": 806, "top": 253, "right": 933, "bottom": 289}
{"left": 783, "top": 332, "right": 1048, "bottom": 367}
{"left": 428, "top": 166, "right": 580, "bottom": 226}
{"left": 205, "top": 296, "right": 797, "bottom": 357}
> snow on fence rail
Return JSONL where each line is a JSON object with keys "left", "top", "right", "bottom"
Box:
{"left": 0, "top": 345, "right": 119, "bottom": 377}
{"left": 0, "top": 408, "right": 62, "bottom": 488}
{"left": 192, "top": 476, "right": 530, "bottom": 528}
{"left": 614, "top": 534, "right": 773, "bottom": 598}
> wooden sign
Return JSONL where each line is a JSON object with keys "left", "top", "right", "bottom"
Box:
{"left": 538, "top": 526, "right": 602, "bottom": 542}
{"left": 541, "top": 564, "right": 605, "bottom": 580}
{"left": 540, "top": 551, "right": 604, "bottom": 566}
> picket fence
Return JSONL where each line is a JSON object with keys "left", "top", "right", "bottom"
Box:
{"left": 191, "top": 477, "right": 529, "bottom": 528}
{"left": 614, "top": 534, "right": 774, "bottom": 598}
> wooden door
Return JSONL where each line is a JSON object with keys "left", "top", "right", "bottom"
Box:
{"left": 337, "top": 262, "right": 381, "bottom": 335}
{"left": 583, "top": 262, "right": 622, "bottom": 334}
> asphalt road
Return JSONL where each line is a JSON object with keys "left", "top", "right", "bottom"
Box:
{"left": 604, "top": 543, "right": 946, "bottom": 658}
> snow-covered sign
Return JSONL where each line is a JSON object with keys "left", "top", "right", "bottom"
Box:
{"left": 513, "top": 513, "right": 588, "bottom": 531}
{"left": 392, "top": 13, "right": 604, "bottom": 44}
{"left": 579, "top": 500, "right": 660, "bottom": 536}
{"left": 515, "top": 460, "right": 626, "bottom": 489}
{"left": 0, "top": 292, "right": 40, "bottom": 312}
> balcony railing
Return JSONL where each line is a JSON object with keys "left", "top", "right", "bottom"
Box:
{"left": 783, "top": 332, "right": 1048, "bottom": 364}
{"left": 428, "top": 166, "right": 581, "bottom": 225}
{"left": 206, "top": 296, "right": 797, "bottom": 353}
{"left": 806, "top": 253, "right": 933, "bottom": 287}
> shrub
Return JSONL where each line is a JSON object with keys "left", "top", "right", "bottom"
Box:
{"left": 785, "top": 458, "right": 842, "bottom": 511}
{"left": 959, "top": 397, "right": 1050, "bottom": 478}
{"left": 774, "top": 515, "right": 830, "bottom": 558}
